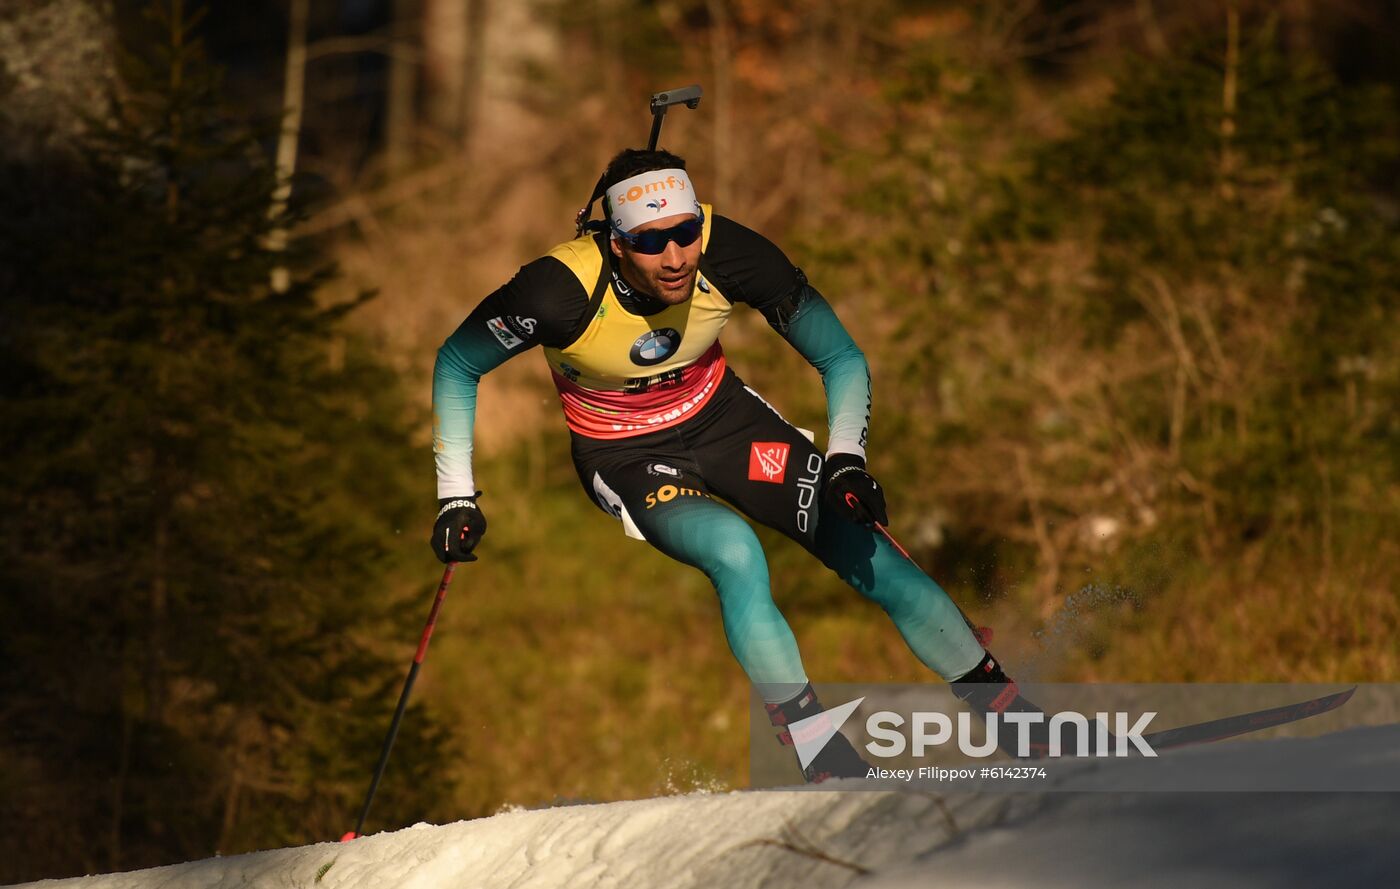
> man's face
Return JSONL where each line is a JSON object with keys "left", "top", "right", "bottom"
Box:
{"left": 610, "top": 212, "right": 701, "bottom": 306}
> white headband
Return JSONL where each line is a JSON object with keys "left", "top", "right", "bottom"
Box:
{"left": 605, "top": 168, "right": 702, "bottom": 238}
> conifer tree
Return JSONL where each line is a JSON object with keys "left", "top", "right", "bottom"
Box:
{"left": 0, "top": 2, "right": 452, "bottom": 879}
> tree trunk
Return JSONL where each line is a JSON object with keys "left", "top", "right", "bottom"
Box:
{"left": 1219, "top": 2, "right": 1239, "bottom": 202}
{"left": 386, "top": 0, "right": 419, "bottom": 173}
{"left": 269, "top": 0, "right": 309, "bottom": 294}
{"left": 458, "top": 0, "right": 488, "bottom": 155}
{"left": 422, "top": 0, "right": 468, "bottom": 141}
{"left": 705, "top": 0, "right": 734, "bottom": 207}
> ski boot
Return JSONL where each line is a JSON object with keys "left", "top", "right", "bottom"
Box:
{"left": 764, "top": 683, "right": 871, "bottom": 783}
{"left": 951, "top": 652, "right": 1096, "bottom": 759}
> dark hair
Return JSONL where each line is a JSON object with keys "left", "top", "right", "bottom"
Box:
{"left": 601, "top": 148, "right": 687, "bottom": 191}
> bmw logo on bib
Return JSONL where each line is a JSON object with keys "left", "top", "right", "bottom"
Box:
{"left": 630, "top": 328, "right": 681, "bottom": 366}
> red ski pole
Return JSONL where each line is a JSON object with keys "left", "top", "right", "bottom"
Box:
{"left": 845, "top": 493, "right": 993, "bottom": 647}
{"left": 341, "top": 562, "right": 457, "bottom": 842}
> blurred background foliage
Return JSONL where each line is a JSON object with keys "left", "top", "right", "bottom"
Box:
{"left": 1, "top": 0, "right": 1396, "bottom": 881}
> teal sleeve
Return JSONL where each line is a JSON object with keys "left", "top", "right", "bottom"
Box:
{"left": 777, "top": 287, "right": 871, "bottom": 459}
{"left": 432, "top": 322, "right": 518, "bottom": 499}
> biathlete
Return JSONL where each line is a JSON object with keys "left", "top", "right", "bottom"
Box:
{"left": 430, "top": 149, "right": 1029, "bottom": 781}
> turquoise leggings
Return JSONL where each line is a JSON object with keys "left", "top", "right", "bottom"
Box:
{"left": 572, "top": 375, "right": 986, "bottom": 703}
{"left": 641, "top": 495, "right": 986, "bottom": 702}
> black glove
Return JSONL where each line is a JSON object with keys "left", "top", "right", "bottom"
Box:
{"left": 822, "top": 453, "right": 888, "bottom": 526}
{"left": 430, "top": 494, "right": 487, "bottom": 564}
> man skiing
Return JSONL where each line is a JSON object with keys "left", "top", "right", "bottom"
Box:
{"left": 430, "top": 149, "right": 1027, "bottom": 781}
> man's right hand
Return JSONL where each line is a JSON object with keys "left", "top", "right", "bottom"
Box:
{"left": 431, "top": 495, "right": 487, "bottom": 563}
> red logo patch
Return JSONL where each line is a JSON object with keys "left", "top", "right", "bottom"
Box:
{"left": 748, "top": 442, "right": 791, "bottom": 484}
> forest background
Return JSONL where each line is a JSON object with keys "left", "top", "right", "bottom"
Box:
{"left": 2, "top": 0, "right": 1396, "bottom": 882}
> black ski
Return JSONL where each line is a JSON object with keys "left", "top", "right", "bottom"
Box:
{"left": 1141, "top": 686, "right": 1356, "bottom": 752}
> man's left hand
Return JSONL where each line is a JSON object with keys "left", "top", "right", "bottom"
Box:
{"left": 822, "top": 453, "right": 888, "bottom": 526}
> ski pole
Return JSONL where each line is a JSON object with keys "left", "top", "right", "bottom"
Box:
{"left": 844, "top": 492, "right": 993, "bottom": 647}
{"left": 340, "top": 562, "right": 457, "bottom": 842}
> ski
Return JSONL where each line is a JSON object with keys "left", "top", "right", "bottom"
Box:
{"left": 1141, "top": 686, "right": 1356, "bottom": 752}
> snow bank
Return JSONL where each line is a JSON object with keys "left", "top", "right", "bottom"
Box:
{"left": 12, "top": 726, "right": 1400, "bottom": 889}
{"left": 11, "top": 791, "right": 967, "bottom": 889}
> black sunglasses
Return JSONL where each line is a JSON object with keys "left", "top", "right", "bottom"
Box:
{"left": 614, "top": 211, "right": 705, "bottom": 255}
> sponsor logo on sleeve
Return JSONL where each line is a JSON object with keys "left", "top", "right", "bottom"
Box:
{"left": 486, "top": 316, "right": 524, "bottom": 350}
{"left": 503, "top": 315, "right": 537, "bottom": 339}
{"left": 647, "top": 463, "right": 682, "bottom": 478}
{"left": 748, "top": 442, "right": 791, "bottom": 484}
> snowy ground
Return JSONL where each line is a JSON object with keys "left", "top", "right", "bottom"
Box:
{"left": 12, "top": 725, "right": 1400, "bottom": 889}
